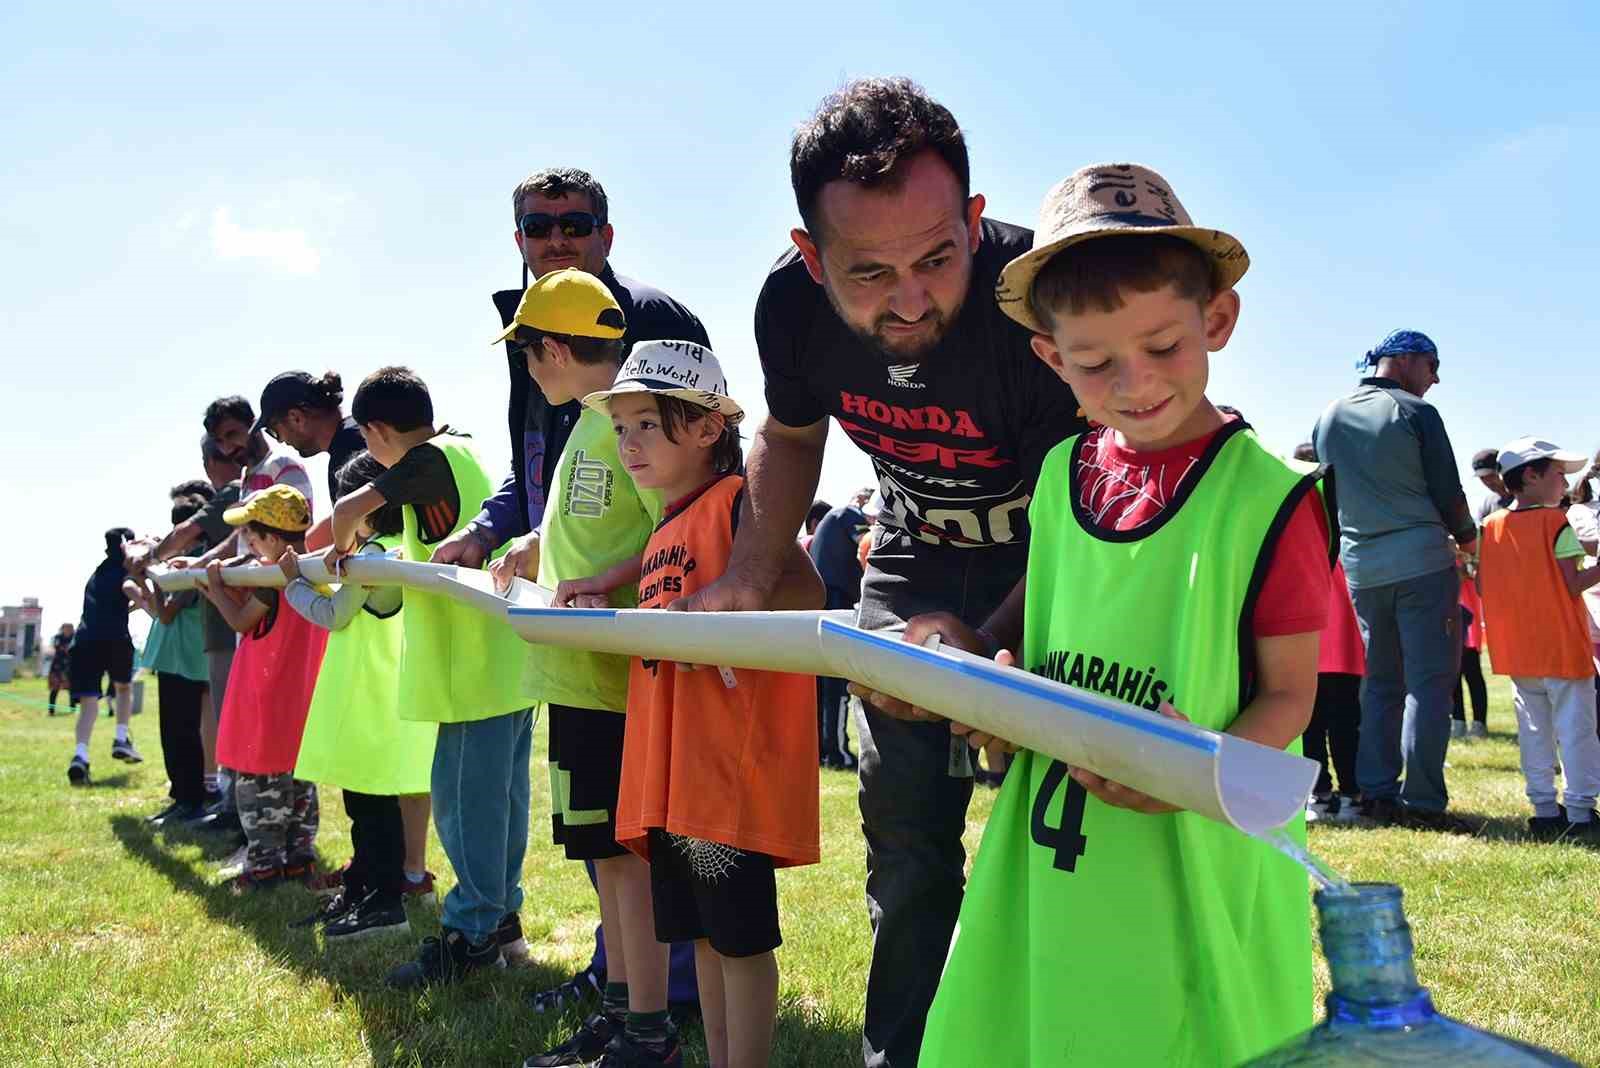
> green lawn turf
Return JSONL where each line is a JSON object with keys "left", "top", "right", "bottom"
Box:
{"left": 0, "top": 672, "right": 1596, "bottom": 1066}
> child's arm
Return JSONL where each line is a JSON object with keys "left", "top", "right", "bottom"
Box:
{"left": 553, "top": 552, "right": 643, "bottom": 608}
{"left": 198, "top": 560, "right": 269, "bottom": 633}
{"left": 769, "top": 540, "right": 825, "bottom": 610}
{"left": 281, "top": 546, "right": 377, "bottom": 630}
{"left": 332, "top": 485, "right": 389, "bottom": 561}
{"left": 1558, "top": 555, "right": 1600, "bottom": 596}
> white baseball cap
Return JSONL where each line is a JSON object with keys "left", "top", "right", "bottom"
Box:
{"left": 1497, "top": 436, "right": 1588, "bottom": 477}
{"left": 582, "top": 339, "right": 744, "bottom": 425}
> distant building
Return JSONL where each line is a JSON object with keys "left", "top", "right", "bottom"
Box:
{"left": 1, "top": 599, "right": 43, "bottom": 660}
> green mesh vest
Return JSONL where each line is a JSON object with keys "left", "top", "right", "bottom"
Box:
{"left": 922, "top": 421, "right": 1322, "bottom": 1067}
{"left": 398, "top": 435, "right": 530, "bottom": 723}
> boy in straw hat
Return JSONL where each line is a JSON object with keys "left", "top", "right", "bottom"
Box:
{"left": 905, "top": 163, "right": 1332, "bottom": 1065}
{"left": 540, "top": 339, "right": 823, "bottom": 1068}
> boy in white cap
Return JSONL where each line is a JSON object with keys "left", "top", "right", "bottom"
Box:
{"left": 906, "top": 163, "right": 1330, "bottom": 1065}
{"left": 1477, "top": 437, "right": 1600, "bottom": 841}
{"left": 543, "top": 340, "right": 821, "bottom": 1068}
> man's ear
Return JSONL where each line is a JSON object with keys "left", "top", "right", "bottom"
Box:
{"left": 600, "top": 223, "right": 615, "bottom": 260}
{"left": 1203, "top": 288, "right": 1242, "bottom": 352}
{"left": 791, "top": 228, "right": 824, "bottom": 285}
{"left": 965, "top": 194, "right": 986, "bottom": 253}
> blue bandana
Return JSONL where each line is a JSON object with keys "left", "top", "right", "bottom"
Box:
{"left": 1361, "top": 329, "right": 1437, "bottom": 367}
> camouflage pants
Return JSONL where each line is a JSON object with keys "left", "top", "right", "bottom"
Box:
{"left": 236, "top": 773, "right": 319, "bottom": 872}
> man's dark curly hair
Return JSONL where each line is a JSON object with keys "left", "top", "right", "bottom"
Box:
{"left": 790, "top": 77, "right": 969, "bottom": 237}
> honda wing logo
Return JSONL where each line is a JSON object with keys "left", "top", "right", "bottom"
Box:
{"left": 886, "top": 363, "right": 926, "bottom": 389}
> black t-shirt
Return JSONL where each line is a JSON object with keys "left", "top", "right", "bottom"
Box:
{"left": 326, "top": 418, "right": 367, "bottom": 501}
{"left": 494, "top": 262, "right": 712, "bottom": 534}
{"left": 76, "top": 556, "right": 131, "bottom": 641}
{"left": 756, "top": 218, "right": 1084, "bottom": 549}
{"left": 808, "top": 504, "right": 869, "bottom": 602}
{"left": 372, "top": 441, "right": 460, "bottom": 544}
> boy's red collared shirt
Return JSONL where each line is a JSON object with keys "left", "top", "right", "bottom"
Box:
{"left": 1075, "top": 414, "right": 1330, "bottom": 637}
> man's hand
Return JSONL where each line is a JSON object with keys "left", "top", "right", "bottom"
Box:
{"left": 277, "top": 551, "right": 303, "bottom": 582}
{"left": 489, "top": 532, "right": 539, "bottom": 594}
{"left": 1067, "top": 702, "right": 1190, "bottom": 814}
{"left": 167, "top": 556, "right": 199, "bottom": 571}
{"left": 667, "top": 567, "right": 775, "bottom": 614}
{"left": 431, "top": 527, "right": 490, "bottom": 570}
{"left": 848, "top": 612, "right": 997, "bottom": 722}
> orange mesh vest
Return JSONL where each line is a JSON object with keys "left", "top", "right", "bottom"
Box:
{"left": 615, "top": 474, "right": 821, "bottom": 866}
{"left": 1479, "top": 507, "right": 1594, "bottom": 679}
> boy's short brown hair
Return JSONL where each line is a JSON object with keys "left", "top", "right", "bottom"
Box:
{"left": 1030, "top": 235, "right": 1214, "bottom": 328}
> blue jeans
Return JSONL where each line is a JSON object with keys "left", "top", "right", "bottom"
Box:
{"left": 433, "top": 709, "right": 532, "bottom": 941}
{"left": 1351, "top": 566, "right": 1461, "bottom": 812}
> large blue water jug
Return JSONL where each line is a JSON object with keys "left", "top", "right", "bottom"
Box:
{"left": 1242, "top": 883, "right": 1577, "bottom": 1066}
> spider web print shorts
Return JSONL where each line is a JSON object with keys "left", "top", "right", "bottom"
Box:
{"left": 647, "top": 828, "right": 782, "bottom": 957}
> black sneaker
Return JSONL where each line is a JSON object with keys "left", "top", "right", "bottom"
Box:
{"left": 290, "top": 891, "right": 359, "bottom": 929}
{"left": 149, "top": 801, "right": 207, "bottom": 827}
{"left": 595, "top": 1031, "right": 683, "bottom": 1067}
{"left": 522, "top": 1013, "right": 619, "bottom": 1067}
{"left": 1358, "top": 797, "right": 1404, "bottom": 827}
{"left": 110, "top": 737, "right": 143, "bottom": 763}
{"left": 192, "top": 808, "right": 243, "bottom": 834}
{"left": 385, "top": 927, "right": 504, "bottom": 989}
{"left": 528, "top": 966, "right": 604, "bottom": 1014}
{"left": 67, "top": 755, "right": 91, "bottom": 787}
{"left": 324, "top": 894, "right": 410, "bottom": 943}
{"left": 1564, "top": 820, "right": 1600, "bottom": 846}
{"left": 1528, "top": 806, "right": 1571, "bottom": 841}
{"left": 496, "top": 911, "right": 529, "bottom": 965}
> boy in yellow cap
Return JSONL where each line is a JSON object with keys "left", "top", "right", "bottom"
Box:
{"left": 906, "top": 164, "right": 1329, "bottom": 1066}
{"left": 198, "top": 484, "right": 330, "bottom": 893}
{"left": 331, "top": 367, "right": 533, "bottom": 988}
{"left": 486, "top": 270, "right": 679, "bottom": 1067}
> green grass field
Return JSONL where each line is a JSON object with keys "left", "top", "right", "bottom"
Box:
{"left": 1, "top": 672, "right": 1596, "bottom": 1067}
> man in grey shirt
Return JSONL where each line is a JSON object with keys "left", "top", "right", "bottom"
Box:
{"left": 1312, "top": 330, "right": 1477, "bottom": 830}
{"left": 1471, "top": 448, "right": 1515, "bottom": 527}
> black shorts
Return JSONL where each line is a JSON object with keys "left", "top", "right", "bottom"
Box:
{"left": 69, "top": 638, "right": 135, "bottom": 698}
{"left": 548, "top": 703, "right": 628, "bottom": 861}
{"left": 648, "top": 828, "right": 780, "bottom": 958}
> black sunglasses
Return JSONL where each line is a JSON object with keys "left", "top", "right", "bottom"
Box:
{"left": 517, "top": 211, "right": 602, "bottom": 240}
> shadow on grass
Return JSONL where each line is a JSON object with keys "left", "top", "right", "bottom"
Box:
{"left": 83, "top": 773, "right": 134, "bottom": 789}
{"left": 109, "top": 816, "right": 864, "bottom": 1066}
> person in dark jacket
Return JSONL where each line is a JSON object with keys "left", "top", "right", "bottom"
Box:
{"left": 424, "top": 167, "right": 706, "bottom": 1028}
{"left": 810, "top": 491, "right": 873, "bottom": 767}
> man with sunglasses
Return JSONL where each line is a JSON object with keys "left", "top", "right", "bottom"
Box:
{"left": 1311, "top": 329, "right": 1478, "bottom": 832}
{"left": 426, "top": 166, "right": 708, "bottom": 1031}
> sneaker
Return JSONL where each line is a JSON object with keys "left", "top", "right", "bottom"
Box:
{"left": 1450, "top": 720, "right": 1466, "bottom": 739}
{"left": 148, "top": 801, "right": 206, "bottom": 827}
{"left": 1528, "top": 806, "right": 1571, "bottom": 840}
{"left": 400, "top": 870, "right": 437, "bottom": 906}
{"left": 290, "top": 891, "right": 360, "bottom": 929}
{"left": 192, "top": 808, "right": 243, "bottom": 834}
{"left": 229, "top": 866, "right": 284, "bottom": 895}
{"left": 324, "top": 894, "right": 410, "bottom": 943}
{"left": 385, "top": 927, "right": 504, "bottom": 989}
{"left": 528, "top": 966, "right": 605, "bottom": 1014}
{"left": 305, "top": 866, "right": 348, "bottom": 898}
{"left": 595, "top": 1031, "right": 683, "bottom": 1067}
{"left": 110, "top": 737, "right": 143, "bottom": 763}
{"left": 1331, "top": 795, "right": 1361, "bottom": 824}
{"left": 522, "top": 1012, "right": 619, "bottom": 1066}
{"left": 1468, "top": 721, "right": 1488, "bottom": 739}
{"left": 1564, "top": 819, "right": 1600, "bottom": 846}
{"left": 1358, "top": 797, "right": 1404, "bottom": 827}
{"left": 218, "top": 844, "right": 251, "bottom": 880}
{"left": 1305, "top": 794, "right": 1336, "bottom": 823}
{"left": 67, "top": 755, "right": 91, "bottom": 787}
{"left": 497, "top": 911, "right": 530, "bottom": 965}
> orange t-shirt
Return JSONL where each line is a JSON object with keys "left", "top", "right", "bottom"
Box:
{"left": 1478, "top": 507, "right": 1593, "bottom": 679}
{"left": 615, "top": 475, "right": 821, "bottom": 867}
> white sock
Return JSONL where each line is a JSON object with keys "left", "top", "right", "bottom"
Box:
{"left": 114, "top": 725, "right": 129, "bottom": 744}
{"left": 74, "top": 742, "right": 90, "bottom": 762}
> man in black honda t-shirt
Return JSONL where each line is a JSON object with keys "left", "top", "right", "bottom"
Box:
{"left": 677, "top": 79, "right": 1083, "bottom": 1067}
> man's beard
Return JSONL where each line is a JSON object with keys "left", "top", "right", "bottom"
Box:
{"left": 822, "top": 283, "right": 965, "bottom": 363}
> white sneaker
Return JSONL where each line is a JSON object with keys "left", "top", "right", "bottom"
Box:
{"left": 1450, "top": 720, "right": 1466, "bottom": 739}
{"left": 218, "top": 845, "right": 249, "bottom": 880}
{"left": 1331, "top": 796, "right": 1361, "bottom": 823}
{"left": 1306, "top": 796, "right": 1336, "bottom": 822}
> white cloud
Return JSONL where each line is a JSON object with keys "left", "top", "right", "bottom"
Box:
{"left": 209, "top": 206, "right": 321, "bottom": 275}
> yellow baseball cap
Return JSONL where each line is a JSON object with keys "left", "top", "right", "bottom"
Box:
{"left": 223, "top": 484, "right": 312, "bottom": 532}
{"left": 491, "top": 268, "right": 627, "bottom": 345}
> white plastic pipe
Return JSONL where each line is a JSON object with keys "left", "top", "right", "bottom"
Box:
{"left": 149, "top": 553, "right": 552, "bottom": 611}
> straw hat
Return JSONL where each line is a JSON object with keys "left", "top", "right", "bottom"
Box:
{"left": 995, "top": 163, "right": 1249, "bottom": 333}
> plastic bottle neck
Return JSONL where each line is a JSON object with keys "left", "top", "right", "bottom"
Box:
{"left": 1316, "top": 883, "right": 1438, "bottom": 1029}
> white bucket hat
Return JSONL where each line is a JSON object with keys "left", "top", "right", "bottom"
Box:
{"left": 582, "top": 339, "right": 745, "bottom": 425}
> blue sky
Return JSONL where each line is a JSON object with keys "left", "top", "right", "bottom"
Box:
{"left": 4, "top": 1, "right": 1598, "bottom": 638}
